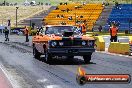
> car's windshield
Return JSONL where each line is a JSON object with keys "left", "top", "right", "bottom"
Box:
{"left": 45, "top": 26, "right": 80, "bottom": 35}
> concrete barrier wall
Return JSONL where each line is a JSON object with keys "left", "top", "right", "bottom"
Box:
{"left": 128, "top": 36, "right": 132, "bottom": 42}
{"left": 108, "top": 36, "right": 132, "bottom": 55}
{"left": 108, "top": 42, "right": 129, "bottom": 55}
{"left": 92, "top": 35, "right": 132, "bottom": 53}
{"left": 94, "top": 36, "right": 105, "bottom": 51}
{"left": 108, "top": 42, "right": 119, "bottom": 53}
{"left": 120, "top": 43, "right": 129, "bottom": 55}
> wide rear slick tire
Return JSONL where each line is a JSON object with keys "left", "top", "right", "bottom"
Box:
{"left": 83, "top": 55, "right": 92, "bottom": 64}
{"left": 33, "top": 47, "right": 41, "bottom": 59}
{"left": 67, "top": 56, "right": 74, "bottom": 59}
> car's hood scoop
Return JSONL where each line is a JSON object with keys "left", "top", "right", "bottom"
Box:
{"left": 63, "top": 31, "right": 73, "bottom": 37}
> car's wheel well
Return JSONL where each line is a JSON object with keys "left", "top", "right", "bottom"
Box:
{"left": 43, "top": 44, "right": 47, "bottom": 53}
{"left": 43, "top": 44, "right": 46, "bottom": 49}
{"left": 33, "top": 43, "right": 35, "bottom": 47}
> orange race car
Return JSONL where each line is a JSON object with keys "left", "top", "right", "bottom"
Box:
{"left": 32, "top": 25, "right": 95, "bottom": 63}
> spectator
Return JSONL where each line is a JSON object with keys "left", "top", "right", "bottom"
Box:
{"left": 82, "top": 2, "right": 86, "bottom": 5}
{"left": 38, "top": 27, "right": 44, "bottom": 34}
{"left": 109, "top": 23, "right": 118, "bottom": 42}
{"left": 60, "top": 2, "right": 62, "bottom": 5}
{"left": 3, "top": 0, "right": 6, "bottom": 6}
{"left": 56, "top": 14, "right": 60, "bottom": 18}
{"left": 115, "top": 1, "right": 119, "bottom": 9}
{"left": 45, "top": 3, "right": 48, "bottom": 5}
{"left": 4, "top": 27, "right": 9, "bottom": 41}
{"left": 56, "top": 7, "right": 59, "bottom": 10}
{"left": 64, "top": 22, "right": 66, "bottom": 25}
{"left": 102, "top": 1, "right": 105, "bottom": 6}
{"left": 83, "top": 19, "right": 86, "bottom": 23}
{"left": 76, "top": 20, "right": 80, "bottom": 24}
{"left": 60, "top": 15, "right": 64, "bottom": 18}
{"left": 66, "top": 8, "right": 69, "bottom": 12}
{"left": 24, "top": 26, "right": 29, "bottom": 42}
{"left": 14, "top": 3, "right": 17, "bottom": 6}
{"left": 68, "top": 16, "right": 72, "bottom": 20}
{"left": 115, "top": 1, "right": 119, "bottom": 6}
{"left": 41, "top": 2, "right": 43, "bottom": 5}
{"left": 32, "top": 23, "right": 35, "bottom": 29}
{"left": 61, "top": 9, "right": 66, "bottom": 12}
{"left": 98, "top": 25, "right": 102, "bottom": 32}
{"left": 64, "top": 2, "right": 67, "bottom": 5}
{"left": 79, "top": 23, "right": 86, "bottom": 35}
{"left": 38, "top": 2, "right": 40, "bottom": 5}
{"left": 61, "top": 22, "right": 66, "bottom": 25}
{"left": 106, "top": 2, "right": 109, "bottom": 6}
{"left": 42, "top": 19, "right": 46, "bottom": 26}
{"left": 80, "top": 15, "right": 83, "bottom": 18}
{"left": 76, "top": 16, "right": 79, "bottom": 18}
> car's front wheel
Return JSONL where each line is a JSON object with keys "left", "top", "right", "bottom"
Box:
{"left": 83, "top": 55, "right": 91, "bottom": 64}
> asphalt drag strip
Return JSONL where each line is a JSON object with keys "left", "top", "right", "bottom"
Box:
{"left": 0, "top": 42, "right": 132, "bottom": 88}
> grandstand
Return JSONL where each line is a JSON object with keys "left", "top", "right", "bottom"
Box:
{"left": 3, "top": 0, "right": 131, "bottom": 31}
{"left": 104, "top": 4, "right": 132, "bottom": 31}
{"left": 44, "top": 3, "right": 104, "bottom": 30}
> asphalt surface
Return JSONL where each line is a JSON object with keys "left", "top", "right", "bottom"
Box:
{"left": 0, "top": 35, "right": 132, "bottom": 88}
{"left": 0, "top": 66, "right": 12, "bottom": 88}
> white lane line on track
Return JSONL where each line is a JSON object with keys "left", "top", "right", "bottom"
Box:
{"left": 37, "top": 78, "right": 61, "bottom": 88}
{"left": 37, "top": 79, "right": 48, "bottom": 83}
{"left": 46, "top": 85, "right": 61, "bottom": 88}
{"left": 96, "top": 51, "right": 132, "bottom": 58}
{"left": 0, "top": 63, "right": 17, "bottom": 88}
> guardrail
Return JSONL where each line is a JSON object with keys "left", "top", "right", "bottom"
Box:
{"left": 108, "top": 36, "right": 131, "bottom": 55}
{"left": 108, "top": 42, "right": 129, "bottom": 55}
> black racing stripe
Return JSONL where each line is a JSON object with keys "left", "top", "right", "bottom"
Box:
{"left": 62, "top": 37, "right": 71, "bottom": 40}
{"left": 62, "top": 37, "right": 82, "bottom": 40}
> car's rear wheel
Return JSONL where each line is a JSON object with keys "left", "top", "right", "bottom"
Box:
{"left": 33, "top": 46, "right": 41, "bottom": 59}
{"left": 83, "top": 55, "right": 91, "bottom": 64}
{"left": 67, "top": 56, "right": 74, "bottom": 59}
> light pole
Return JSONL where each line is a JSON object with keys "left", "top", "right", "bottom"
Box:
{"left": 16, "top": 7, "right": 19, "bottom": 27}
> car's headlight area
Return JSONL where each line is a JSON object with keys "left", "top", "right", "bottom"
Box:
{"left": 88, "top": 41, "right": 94, "bottom": 47}
{"left": 82, "top": 41, "right": 86, "bottom": 46}
{"left": 49, "top": 40, "right": 94, "bottom": 47}
{"left": 59, "top": 42, "right": 64, "bottom": 46}
{"left": 50, "top": 41, "right": 64, "bottom": 47}
{"left": 51, "top": 41, "right": 57, "bottom": 47}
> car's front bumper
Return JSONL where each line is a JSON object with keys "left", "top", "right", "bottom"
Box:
{"left": 48, "top": 47, "right": 95, "bottom": 56}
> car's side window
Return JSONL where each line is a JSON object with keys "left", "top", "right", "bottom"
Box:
{"left": 54, "top": 28, "right": 59, "bottom": 34}
{"left": 46, "top": 27, "right": 54, "bottom": 34}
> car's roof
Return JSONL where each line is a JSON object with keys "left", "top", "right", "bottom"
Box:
{"left": 45, "top": 25, "right": 76, "bottom": 27}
